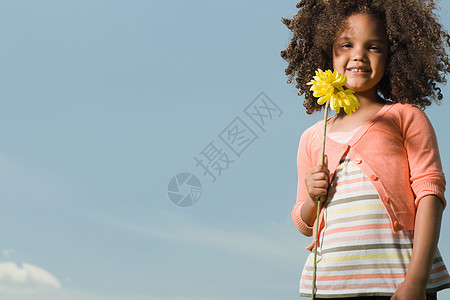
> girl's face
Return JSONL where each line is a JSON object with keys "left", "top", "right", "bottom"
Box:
{"left": 332, "top": 13, "right": 388, "bottom": 95}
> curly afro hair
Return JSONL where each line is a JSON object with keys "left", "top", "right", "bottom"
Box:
{"left": 280, "top": 0, "right": 450, "bottom": 114}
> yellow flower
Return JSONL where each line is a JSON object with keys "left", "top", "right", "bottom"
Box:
{"left": 307, "top": 69, "right": 360, "bottom": 116}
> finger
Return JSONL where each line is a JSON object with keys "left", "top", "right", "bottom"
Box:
{"left": 321, "top": 165, "right": 330, "bottom": 177}
{"left": 307, "top": 180, "right": 328, "bottom": 193}
{"left": 309, "top": 165, "right": 330, "bottom": 177}
{"left": 309, "top": 189, "right": 328, "bottom": 202}
{"left": 310, "top": 165, "right": 326, "bottom": 174}
{"left": 310, "top": 181, "right": 329, "bottom": 190}
{"left": 316, "top": 187, "right": 328, "bottom": 196}
{"left": 311, "top": 172, "right": 328, "bottom": 181}
{"left": 306, "top": 179, "right": 328, "bottom": 192}
{"left": 306, "top": 176, "right": 328, "bottom": 186}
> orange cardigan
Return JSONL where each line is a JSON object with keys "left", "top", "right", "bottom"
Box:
{"left": 293, "top": 102, "right": 446, "bottom": 251}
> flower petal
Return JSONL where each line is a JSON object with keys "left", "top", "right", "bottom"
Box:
{"left": 308, "top": 69, "right": 360, "bottom": 115}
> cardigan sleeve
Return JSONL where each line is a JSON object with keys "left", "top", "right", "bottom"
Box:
{"left": 401, "top": 105, "right": 446, "bottom": 208}
{"left": 292, "top": 126, "right": 316, "bottom": 236}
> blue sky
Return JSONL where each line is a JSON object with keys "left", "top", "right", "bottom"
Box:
{"left": 1, "top": 1, "right": 450, "bottom": 299}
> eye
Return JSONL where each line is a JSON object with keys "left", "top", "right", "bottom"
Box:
{"left": 369, "top": 45, "right": 382, "bottom": 52}
{"left": 342, "top": 43, "right": 352, "bottom": 48}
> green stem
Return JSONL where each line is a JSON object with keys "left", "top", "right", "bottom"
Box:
{"left": 311, "top": 100, "right": 330, "bottom": 300}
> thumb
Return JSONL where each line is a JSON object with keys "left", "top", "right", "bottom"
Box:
{"left": 323, "top": 154, "right": 328, "bottom": 167}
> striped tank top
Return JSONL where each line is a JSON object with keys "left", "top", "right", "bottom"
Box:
{"left": 299, "top": 127, "right": 450, "bottom": 298}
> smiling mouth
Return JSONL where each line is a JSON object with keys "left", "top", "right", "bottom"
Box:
{"left": 348, "top": 68, "right": 370, "bottom": 72}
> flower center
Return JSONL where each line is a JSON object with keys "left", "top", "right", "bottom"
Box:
{"left": 333, "top": 87, "right": 342, "bottom": 94}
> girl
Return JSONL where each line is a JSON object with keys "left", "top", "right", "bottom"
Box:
{"left": 281, "top": 1, "right": 450, "bottom": 299}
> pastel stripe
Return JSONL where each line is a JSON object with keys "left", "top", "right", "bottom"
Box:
{"left": 299, "top": 154, "right": 450, "bottom": 297}
{"left": 323, "top": 232, "right": 413, "bottom": 245}
{"left": 307, "top": 252, "right": 412, "bottom": 263}
{"left": 302, "top": 272, "right": 406, "bottom": 281}
{"left": 325, "top": 203, "right": 385, "bottom": 217}
{"left": 301, "top": 281, "right": 401, "bottom": 291}
{"left": 322, "top": 223, "right": 392, "bottom": 236}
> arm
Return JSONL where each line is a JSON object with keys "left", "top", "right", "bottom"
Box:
{"left": 391, "top": 106, "right": 446, "bottom": 299}
{"left": 401, "top": 105, "right": 446, "bottom": 207}
{"left": 292, "top": 127, "right": 325, "bottom": 236}
{"left": 391, "top": 195, "right": 444, "bottom": 300}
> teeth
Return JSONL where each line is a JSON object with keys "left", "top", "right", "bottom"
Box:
{"left": 349, "top": 68, "right": 367, "bottom": 72}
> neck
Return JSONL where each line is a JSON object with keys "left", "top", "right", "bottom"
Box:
{"left": 355, "top": 88, "right": 384, "bottom": 107}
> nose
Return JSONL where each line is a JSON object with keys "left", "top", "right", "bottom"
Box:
{"left": 351, "top": 46, "right": 368, "bottom": 62}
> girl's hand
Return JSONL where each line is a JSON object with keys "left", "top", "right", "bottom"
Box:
{"left": 390, "top": 280, "right": 426, "bottom": 300}
{"left": 304, "top": 155, "right": 330, "bottom": 203}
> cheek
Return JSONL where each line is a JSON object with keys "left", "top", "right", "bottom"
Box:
{"left": 375, "top": 57, "right": 388, "bottom": 75}
{"left": 332, "top": 47, "right": 341, "bottom": 69}
{"left": 332, "top": 57, "right": 346, "bottom": 72}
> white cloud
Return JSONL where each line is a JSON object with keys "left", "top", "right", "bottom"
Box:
{"left": 0, "top": 262, "right": 61, "bottom": 291}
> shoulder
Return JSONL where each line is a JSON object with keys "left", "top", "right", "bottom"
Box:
{"left": 386, "top": 102, "right": 432, "bottom": 126}
{"left": 386, "top": 102, "right": 436, "bottom": 137}
{"left": 388, "top": 102, "right": 428, "bottom": 118}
